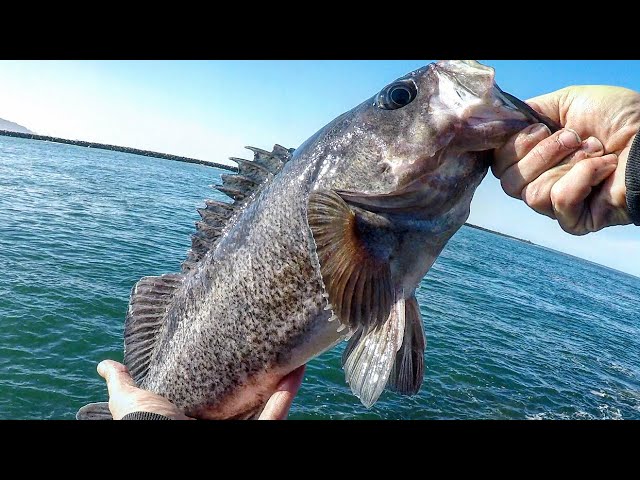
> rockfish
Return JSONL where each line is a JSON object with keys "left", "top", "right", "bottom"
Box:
{"left": 78, "top": 60, "right": 553, "bottom": 419}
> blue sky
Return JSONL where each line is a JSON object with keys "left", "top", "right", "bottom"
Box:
{"left": 0, "top": 60, "right": 638, "bottom": 276}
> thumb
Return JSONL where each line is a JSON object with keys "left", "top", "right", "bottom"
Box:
{"left": 97, "top": 360, "right": 137, "bottom": 397}
{"left": 259, "top": 365, "right": 306, "bottom": 420}
{"left": 526, "top": 90, "right": 566, "bottom": 126}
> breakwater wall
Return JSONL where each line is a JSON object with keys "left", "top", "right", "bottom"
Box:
{"left": 0, "top": 129, "right": 238, "bottom": 172}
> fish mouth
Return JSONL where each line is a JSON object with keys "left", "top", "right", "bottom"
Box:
{"left": 432, "top": 61, "right": 560, "bottom": 134}
{"left": 460, "top": 86, "right": 536, "bottom": 130}
{"left": 492, "top": 86, "right": 561, "bottom": 133}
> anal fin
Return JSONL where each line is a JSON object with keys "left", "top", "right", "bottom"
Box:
{"left": 387, "top": 295, "right": 426, "bottom": 395}
{"left": 342, "top": 293, "right": 406, "bottom": 408}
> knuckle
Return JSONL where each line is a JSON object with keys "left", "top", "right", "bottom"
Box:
{"left": 528, "top": 145, "right": 553, "bottom": 169}
{"left": 591, "top": 203, "right": 617, "bottom": 231}
{"left": 515, "top": 131, "right": 543, "bottom": 155}
{"left": 525, "top": 184, "right": 545, "bottom": 209}
{"left": 500, "top": 176, "right": 522, "bottom": 199}
{"left": 524, "top": 182, "right": 557, "bottom": 218}
{"left": 550, "top": 182, "right": 570, "bottom": 210}
{"left": 556, "top": 212, "right": 586, "bottom": 235}
{"left": 579, "top": 158, "right": 598, "bottom": 174}
{"left": 559, "top": 222, "right": 585, "bottom": 236}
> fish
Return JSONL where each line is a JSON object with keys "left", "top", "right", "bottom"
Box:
{"left": 77, "top": 60, "right": 549, "bottom": 420}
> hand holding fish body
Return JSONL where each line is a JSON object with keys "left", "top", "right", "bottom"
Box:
{"left": 78, "top": 60, "right": 548, "bottom": 420}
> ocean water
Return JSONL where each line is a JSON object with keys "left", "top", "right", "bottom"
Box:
{"left": 1, "top": 135, "right": 639, "bottom": 420}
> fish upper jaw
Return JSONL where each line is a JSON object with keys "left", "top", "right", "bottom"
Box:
{"left": 430, "top": 61, "right": 535, "bottom": 150}
{"left": 463, "top": 86, "right": 529, "bottom": 126}
{"left": 432, "top": 60, "right": 497, "bottom": 98}
{"left": 455, "top": 88, "right": 533, "bottom": 150}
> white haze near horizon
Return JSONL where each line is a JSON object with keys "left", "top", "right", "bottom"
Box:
{"left": 0, "top": 60, "right": 638, "bottom": 278}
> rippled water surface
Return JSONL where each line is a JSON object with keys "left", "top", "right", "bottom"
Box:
{"left": 1, "top": 136, "right": 639, "bottom": 420}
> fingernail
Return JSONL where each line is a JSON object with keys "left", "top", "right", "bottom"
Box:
{"left": 558, "top": 129, "right": 581, "bottom": 148}
{"left": 581, "top": 136, "right": 604, "bottom": 154}
{"left": 524, "top": 123, "right": 551, "bottom": 138}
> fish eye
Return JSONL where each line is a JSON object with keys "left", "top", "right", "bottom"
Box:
{"left": 390, "top": 86, "right": 411, "bottom": 105}
{"left": 376, "top": 80, "right": 418, "bottom": 110}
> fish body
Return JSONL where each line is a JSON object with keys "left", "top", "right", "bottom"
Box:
{"left": 78, "top": 60, "right": 539, "bottom": 419}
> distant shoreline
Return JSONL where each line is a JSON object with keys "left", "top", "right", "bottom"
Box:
{"left": 0, "top": 129, "right": 238, "bottom": 172}
{"left": 464, "top": 223, "right": 535, "bottom": 245}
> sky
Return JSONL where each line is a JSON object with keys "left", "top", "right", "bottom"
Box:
{"left": 0, "top": 60, "right": 639, "bottom": 277}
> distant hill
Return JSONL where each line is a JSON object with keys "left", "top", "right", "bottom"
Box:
{"left": 0, "top": 118, "right": 33, "bottom": 134}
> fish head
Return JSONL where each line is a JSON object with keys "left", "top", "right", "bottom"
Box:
{"left": 310, "top": 59, "right": 544, "bottom": 306}
{"left": 317, "top": 60, "right": 537, "bottom": 211}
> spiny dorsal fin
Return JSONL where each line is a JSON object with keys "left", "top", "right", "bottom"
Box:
{"left": 124, "top": 273, "right": 185, "bottom": 385}
{"left": 203, "top": 199, "right": 236, "bottom": 216}
{"left": 181, "top": 144, "right": 294, "bottom": 272}
{"left": 220, "top": 173, "right": 258, "bottom": 192}
{"left": 214, "top": 184, "right": 247, "bottom": 202}
{"left": 245, "top": 145, "right": 292, "bottom": 173}
{"left": 231, "top": 157, "right": 273, "bottom": 184}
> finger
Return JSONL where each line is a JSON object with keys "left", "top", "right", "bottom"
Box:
{"left": 521, "top": 137, "right": 606, "bottom": 217}
{"left": 492, "top": 123, "right": 551, "bottom": 178}
{"left": 550, "top": 154, "right": 618, "bottom": 235}
{"left": 97, "top": 360, "right": 137, "bottom": 397}
{"left": 259, "top": 365, "right": 306, "bottom": 420}
{"left": 499, "top": 128, "right": 584, "bottom": 199}
{"left": 520, "top": 166, "right": 566, "bottom": 219}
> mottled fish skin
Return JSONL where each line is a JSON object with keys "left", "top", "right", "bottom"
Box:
{"left": 79, "top": 61, "right": 539, "bottom": 419}
{"left": 141, "top": 147, "right": 339, "bottom": 419}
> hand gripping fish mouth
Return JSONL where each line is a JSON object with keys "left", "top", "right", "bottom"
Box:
{"left": 78, "top": 60, "right": 557, "bottom": 419}
{"left": 329, "top": 61, "right": 559, "bottom": 217}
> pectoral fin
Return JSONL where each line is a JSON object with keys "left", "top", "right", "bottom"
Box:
{"left": 307, "top": 189, "right": 394, "bottom": 332}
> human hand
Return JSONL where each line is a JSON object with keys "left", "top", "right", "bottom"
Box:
{"left": 493, "top": 86, "right": 640, "bottom": 235}
{"left": 97, "top": 359, "right": 306, "bottom": 420}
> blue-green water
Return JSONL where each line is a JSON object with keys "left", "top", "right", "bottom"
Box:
{"left": 1, "top": 135, "right": 639, "bottom": 420}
